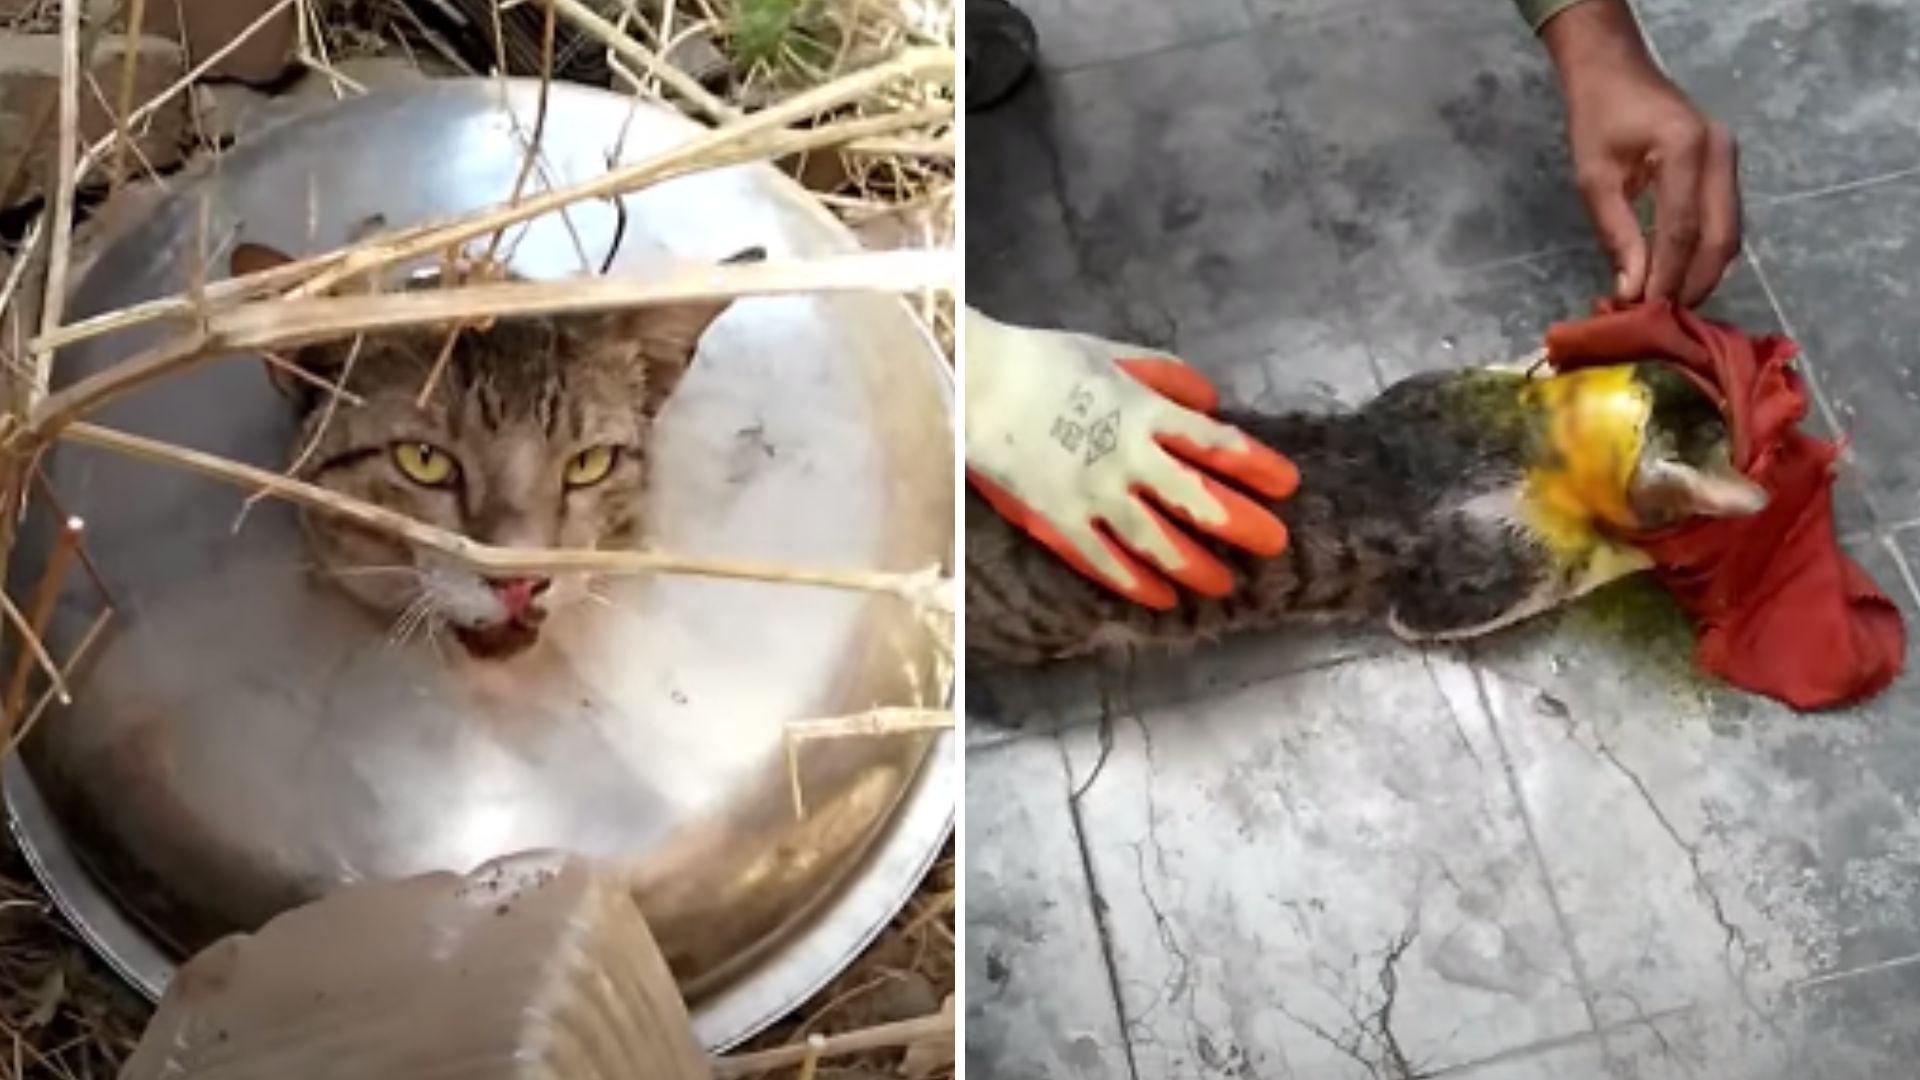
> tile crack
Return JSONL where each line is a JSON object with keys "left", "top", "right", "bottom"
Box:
{"left": 1558, "top": 706, "right": 1794, "bottom": 1052}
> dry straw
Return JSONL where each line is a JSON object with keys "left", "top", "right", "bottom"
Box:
{"left": 10, "top": 50, "right": 957, "bottom": 605}
{"left": 0, "top": 0, "right": 956, "bottom": 1075}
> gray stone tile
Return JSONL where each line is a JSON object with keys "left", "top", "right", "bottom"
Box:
{"left": 965, "top": 76, "right": 1117, "bottom": 334}
{"left": 1059, "top": 653, "right": 1591, "bottom": 1077}
{"left": 965, "top": 3, "right": 1920, "bottom": 1073}
{"left": 1258, "top": 7, "right": 1589, "bottom": 303}
{"left": 1180, "top": 306, "right": 1382, "bottom": 415}
{"left": 1046, "top": 34, "right": 1351, "bottom": 392}
{"left": 1011, "top": 0, "right": 1251, "bottom": 72}
{"left": 1470, "top": 665, "right": 1772, "bottom": 1022}
{"left": 1635, "top": 0, "right": 1920, "bottom": 197}
{"left": 964, "top": 736, "right": 1131, "bottom": 1080}
{"left": 1591, "top": 1001, "right": 1793, "bottom": 1079}
{"left": 1588, "top": 952, "right": 1920, "bottom": 1080}
{"left": 1892, "top": 525, "right": 1920, "bottom": 606}
{"left": 1784, "top": 957, "right": 1920, "bottom": 1079}
{"left": 1244, "top": 0, "right": 1399, "bottom": 28}
{"left": 1364, "top": 946, "right": 1920, "bottom": 1078}
{"left": 1348, "top": 243, "right": 1878, "bottom": 535}
{"left": 1750, "top": 177, "right": 1920, "bottom": 524}
{"left": 1352, "top": 216, "right": 1772, "bottom": 380}
{"left": 1358, "top": 244, "right": 1612, "bottom": 384}
{"left": 966, "top": 627, "right": 1392, "bottom": 748}
{"left": 1447, "top": 1035, "right": 1612, "bottom": 1079}
{"left": 1469, "top": 536, "right": 1920, "bottom": 1032}
{"left": 1794, "top": 383, "right": 1880, "bottom": 543}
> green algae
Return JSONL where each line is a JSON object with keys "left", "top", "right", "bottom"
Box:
{"left": 1561, "top": 577, "right": 1724, "bottom": 706}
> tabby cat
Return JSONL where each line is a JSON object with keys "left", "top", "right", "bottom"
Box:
{"left": 966, "top": 361, "right": 1768, "bottom": 666}
{"left": 230, "top": 242, "right": 759, "bottom": 660}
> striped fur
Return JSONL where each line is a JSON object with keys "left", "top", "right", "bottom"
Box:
{"left": 965, "top": 365, "right": 1733, "bottom": 667}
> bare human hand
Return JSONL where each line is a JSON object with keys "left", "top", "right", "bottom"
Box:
{"left": 1542, "top": 0, "right": 1741, "bottom": 307}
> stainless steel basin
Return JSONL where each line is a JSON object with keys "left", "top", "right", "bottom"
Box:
{"left": 4, "top": 78, "right": 954, "bottom": 1050}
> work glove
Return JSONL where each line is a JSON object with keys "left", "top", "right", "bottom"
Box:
{"left": 964, "top": 307, "right": 1300, "bottom": 610}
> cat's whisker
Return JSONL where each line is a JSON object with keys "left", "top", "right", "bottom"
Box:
{"left": 413, "top": 600, "right": 450, "bottom": 652}
{"left": 407, "top": 601, "right": 441, "bottom": 647}
{"left": 398, "top": 607, "right": 428, "bottom": 648}
{"left": 399, "top": 609, "right": 433, "bottom": 649}
{"left": 422, "top": 616, "right": 448, "bottom": 663}
{"left": 386, "top": 594, "right": 433, "bottom": 647}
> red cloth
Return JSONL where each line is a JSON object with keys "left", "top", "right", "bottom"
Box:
{"left": 1543, "top": 301, "right": 1905, "bottom": 711}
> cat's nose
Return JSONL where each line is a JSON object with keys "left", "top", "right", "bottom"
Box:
{"left": 487, "top": 576, "right": 551, "bottom": 619}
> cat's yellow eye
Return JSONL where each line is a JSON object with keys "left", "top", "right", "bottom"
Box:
{"left": 392, "top": 442, "right": 458, "bottom": 487}
{"left": 564, "top": 446, "right": 618, "bottom": 489}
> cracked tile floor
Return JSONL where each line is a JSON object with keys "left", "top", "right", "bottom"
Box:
{"left": 963, "top": 0, "right": 1920, "bottom": 1077}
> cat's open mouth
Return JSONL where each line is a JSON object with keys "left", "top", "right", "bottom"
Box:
{"left": 452, "top": 617, "right": 543, "bottom": 660}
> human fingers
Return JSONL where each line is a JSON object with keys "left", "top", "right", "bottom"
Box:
{"left": 1576, "top": 157, "right": 1651, "bottom": 301}
{"left": 1105, "top": 490, "right": 1237, "bottom": 599}
{"left": 1146, "top": 458, "right": 1291, "bottom": 558}
{"left": 1679, "top": 123, "right": 1742, "bottom": 306}
{"left": 1115, "top": 356, "right": 1219, "bottom": 413}
{"left": 1159, "top": 428, "right": 1301, "bottom": 503}
{"left": 1644, "top": 117, "right": 1709, "bottom": 302}
{"left": 966, "top": 468, "right": 1179, "bottom": 609}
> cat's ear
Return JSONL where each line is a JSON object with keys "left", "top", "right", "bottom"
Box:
{"left": 617, "top": 248, "right": 764, "bottom": 413}
{"left": 258, "top": 342, "right": 354, "bottom": 407}
{"left": 231, "top": 243, "right": 323, "bottom": 402}
{"left": 1629, "top": 457, "right": 1769, "bottom": 527}
{"left": 230, "top": 241, "right": 294, "bottom": 279}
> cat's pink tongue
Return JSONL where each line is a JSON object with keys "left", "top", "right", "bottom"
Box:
{"left": 489, "top": 577, "right": 548, "bottom": 619}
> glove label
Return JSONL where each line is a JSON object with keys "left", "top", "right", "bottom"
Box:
{"left": 1050, "top": 382, "right": 1121, "bottom": 466}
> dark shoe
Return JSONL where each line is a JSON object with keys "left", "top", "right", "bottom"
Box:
{"left": 966, "top": 0, "right": 1038, "bottom": 112}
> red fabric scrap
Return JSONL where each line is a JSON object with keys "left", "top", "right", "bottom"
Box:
{"left": 1543, "top": 300, "right": 1905, "bottom": 712}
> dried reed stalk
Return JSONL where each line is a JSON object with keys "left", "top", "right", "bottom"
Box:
{"left": 88, "top": 68, "right": 166, "bottom": 191}
{"left": 785, "top": 707, "right": 953, "bottom": 742}
{"left": 0, "top": 0, "right": 118, "bottom": 209}
{"left": 289, "top": 47, "right": 952, "bottom": 299}
{"left": 712, "top": 1013, "right": 953, "bottom": 1078}
{"left": 844, "top": 136, "right": 953, "bottom": 159}
{"left": 9, "top": 47, "right": 955, "bottom": 628}
{"left": 421, "top": 0, "right": 560, "bottom": 405}
{"left": 73, "top": 0, "right": 302, "bottom": 195}
{"left": 26, "top": 250, "right": 952, "bottom": 438}
{"left": 27, "top": 467, "right": 115, "bottom": 606}
{"left": 0, "top": 592, "right": 69, "bottom": 709}
{"left": 551, "top": 0, "right": 739, "bottom": 123}
{"left": 108, "top": 0, "right": 149, "bottom": 190}
{"left": 37, "top": 0, "right": 82, "bottom": 348}
{"left": 55, "top": 421, "right": 949, "bottom": 607}
{"left": 795, "top": 1035, "right": 825, "bottom": 1080}
{"left": 32, "top": 53, "right": 953, "bottom": 357}
{"left": 4, "top": 607, "right": 109, "bottom": 757}
{"left": 1, "top": 516, "right": 80, "bottom": 732}
{"left": 784, "top": 706, "right": 952, "bottom": 819}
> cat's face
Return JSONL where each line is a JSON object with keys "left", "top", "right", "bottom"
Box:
{"left": 1624, "top": 362, "right": 1769, "bottom": 531}
{"left": 235, "top": 243, "right": 742, "bottom": 659}
{"left": 1523, "top": 362, "right": 1766, "bottom": 533}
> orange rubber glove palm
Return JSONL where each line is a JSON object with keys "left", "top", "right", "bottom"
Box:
{"left": 964, "top": 307, "right": 1300, "bottom": 610}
